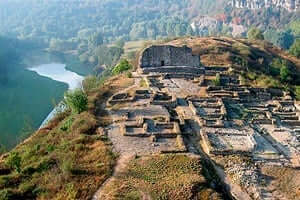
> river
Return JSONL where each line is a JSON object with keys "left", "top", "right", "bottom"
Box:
{"left": 28, "top": 63, "right": 84, "bottom": 127}
{"left": 28, "top": 63, "right": 84, "bottom": 90}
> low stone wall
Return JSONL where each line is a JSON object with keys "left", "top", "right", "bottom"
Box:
{"left": 282, "top": 120, "right": 300, "bottom": 126}
{"left": 251, "top": 119, "right": 274, "bottom": 125}
{"left": 107, "top": 93, "right": 135, "bottom": 106}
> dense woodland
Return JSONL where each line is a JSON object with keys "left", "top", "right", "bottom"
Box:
{"left": 0, "top": 0, "right": 299, "bottom": 48}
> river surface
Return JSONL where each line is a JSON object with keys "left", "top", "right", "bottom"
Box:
{"left": 28, "top": 63, "right": 84, "bottom": 90}
{"left": 28, "top": 63, "right": 84, "bottom": 127}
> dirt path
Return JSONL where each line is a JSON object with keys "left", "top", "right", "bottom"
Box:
{"left": 92, "top": 153, "right": 135, "bottom": 200}
{"left": 92, "top": 76, "right": 142, "bottom": 200}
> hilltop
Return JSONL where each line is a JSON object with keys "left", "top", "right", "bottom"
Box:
{"left": 0, "top": 37, "right": 300, "bottom": 199}
{"left": 167, "top": 36, "right": 300, "bottom": 90}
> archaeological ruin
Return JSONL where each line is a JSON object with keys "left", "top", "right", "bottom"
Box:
{"left": 104, "top": 44, "right": 300, "bottom": 199}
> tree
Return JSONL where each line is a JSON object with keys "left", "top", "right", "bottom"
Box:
{"left": 275, "top": 31, "right": 294, "bottom": 49}
{"left": 64, "top": 89, "right": 88, "bottom": 114}
{"left": 112, "top": 59, "right": 132, "bottom": 75}
{"left": 289, "top": 39, "right": 300, "bottom": 58}
{"left": 264, "top": 29, "right": 294, "bottom": 49}
{"left": 247, "top": 28, "right": 264, "bottom": 40}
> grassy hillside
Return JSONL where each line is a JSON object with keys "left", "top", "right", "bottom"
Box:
{"left": 167, "top": 37, "right": 300, "bottom": 92}
{"left": 0, "top": 73, "right": 135, "bottom": 200}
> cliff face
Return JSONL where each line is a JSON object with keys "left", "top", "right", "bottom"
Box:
{"left": 231, "top": 0, "right": 300, "bottom": 11}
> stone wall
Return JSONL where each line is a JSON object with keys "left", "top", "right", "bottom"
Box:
{"left": 140, "top": 45, "right": 200, "bottom": 68}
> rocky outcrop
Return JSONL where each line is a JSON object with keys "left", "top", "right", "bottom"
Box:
{"left": 231, "top": 0, "right": 300, "bottom": 11}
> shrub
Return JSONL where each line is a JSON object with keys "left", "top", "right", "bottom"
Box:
{"left": 112, "top": 59, "right": 132, "bottom": 75}
{"left": 213, "top": 73, "right": 221, "bottom": 86}
{"left": 5, "top": 152, "right": 22, "bottom": 173}
{"left": 64, "top": 89, "right": 88, "bottom": 114}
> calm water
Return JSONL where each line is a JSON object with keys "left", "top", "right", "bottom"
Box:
{"left": 28, "top": 63, "right": 84, "bottom": 127}
{"left": 28, "top": 63, "right": 84, "bottom": 90}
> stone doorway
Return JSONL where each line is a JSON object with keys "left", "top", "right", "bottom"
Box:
{"left": 161, "top": 60, "right": 165, "bottom": 66}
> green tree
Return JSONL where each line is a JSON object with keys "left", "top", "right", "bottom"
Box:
{"left": 6, "top": 152, "right": 22, "bottom": 173}
{"left": 247, "top": 28, "right": 264, "bottom": 40}
{"left": 112, "top": 59, "right": 132, "bottom": 75}
{"left": 289, "top": 39, "right": 300, "bottom": 58}
{"left": 64, "top": 89, "right": 88, "bottom": 114}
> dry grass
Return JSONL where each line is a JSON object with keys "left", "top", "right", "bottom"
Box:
{"left": 89, "top": 74, "right": 134, "bottom": 126}
{"left": 101, "top": 155, "right": 224, "bottom": 200}
{"left": 261, "top": 166, "right": 300, "bottom": 200}
{"left": 166, "top": 36, "right": 300, "bottom": 90}
{"left": 167, "top": 36, "right": 300, "bottom": 70}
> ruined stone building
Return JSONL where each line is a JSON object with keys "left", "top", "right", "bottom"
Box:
{"left": 139, "top": 45, "right": 203, "bottom": 75}
{"left": 140, "top": 45, "right": 200, "bottom": 68}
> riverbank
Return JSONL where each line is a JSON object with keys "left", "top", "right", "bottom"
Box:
{"left": 0, "top": 50, "right": 86, "bottom": 149}
{"left": 0, "top": 66, "right": 68, "bottom": 149}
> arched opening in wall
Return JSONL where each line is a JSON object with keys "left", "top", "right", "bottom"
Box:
{"left": 161, "top": 60, "right": 165, "bottom": 66}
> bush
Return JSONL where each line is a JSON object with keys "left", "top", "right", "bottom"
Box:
{"left": 112, "top": 59, "right": 132, "bottom": 75}
{"left": 213, "top": 73, "right": 221, "bottom": 86}
{"left": 64, "top": 89, "right": 88, "bottom": 114}
{"left": 247, "top": 27, "right": 264, "bottom": 40}
{"left": 5, "top": 152, "right": 21, "bottom": 173}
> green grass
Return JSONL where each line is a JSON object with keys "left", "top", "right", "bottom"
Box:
{"left": 0, "top": 68, "right": 68, "bottom": 149}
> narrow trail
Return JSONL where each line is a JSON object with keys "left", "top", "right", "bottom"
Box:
{"left": 92, "top": 153, "right": 135, "bottom": 200}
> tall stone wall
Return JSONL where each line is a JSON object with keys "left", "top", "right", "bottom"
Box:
{"left": 140, "top": 45, "right": 200, "bottom": 68}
